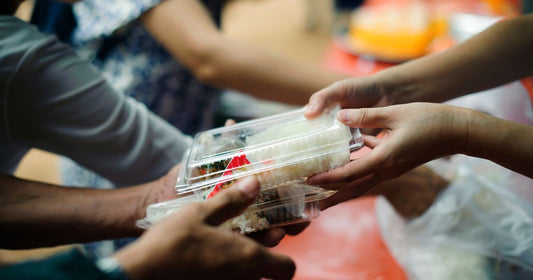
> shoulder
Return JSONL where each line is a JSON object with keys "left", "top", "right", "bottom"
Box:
{"left": 0, "top": 16, "right": 57, "bottom": 76}
{"left": 0, "top": 16, "right": 50, "bottom": 53}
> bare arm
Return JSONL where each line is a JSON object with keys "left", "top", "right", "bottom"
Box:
{"left": 140, "top": 0, "right": 347, "bottom": 105}
{"left": 308, "top": 103, "right": 533, "bottom": 193}
{"left": 462, "top": 107, "right": 533, "bottom": 178}
{"left": 0, "top": 172, "right": 175, "bottom": 249}
{"left": 305, "top": 14, "right": 533, "bottom": 118}
{"left": 381, "top": 14, "right": 533, "bottom": 104}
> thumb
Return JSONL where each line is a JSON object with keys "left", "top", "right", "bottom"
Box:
{"left": 337, "top": 108, "right": 391, "bottom": 129}
{"left": 304, "top": 81, "right": 348, "bottom": 119}
{"left": 202, "top": 176, "right": 260, "bottom": 226}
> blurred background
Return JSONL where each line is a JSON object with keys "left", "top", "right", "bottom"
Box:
{"left": 5, "top": 0, "right": 532, "bottom": 279}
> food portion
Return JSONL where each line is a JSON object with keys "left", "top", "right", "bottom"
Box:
{"left": 139, "top": 106, "right": 360, "bottom": 233}
{"left": 222, "top": 183, "right": 326, "bottom": 233}
{"left": 139, "top": 182, "right": 330, "bottom": 233}
{"left": 245, "top": 114, "right": 352, "bottom": 188}
{"left": 181, "top": 106, "right": 356, "bottom": 196}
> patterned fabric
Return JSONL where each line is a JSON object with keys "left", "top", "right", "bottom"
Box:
{"left": 73, "top": 0, "right": 162, "bottom": 41}
{"left": 72, "top": 0, "right": 223, "bottom": 135}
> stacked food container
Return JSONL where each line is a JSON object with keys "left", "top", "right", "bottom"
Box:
{"left": 138, "top": 106, "right": 363, "bottom": 233}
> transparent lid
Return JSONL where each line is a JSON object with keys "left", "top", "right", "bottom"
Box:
{"left": 176, "top": 106, "right": 362, "bottom": 198}
{"left": 138, "top": 181, "right": 334, "bottom": 233}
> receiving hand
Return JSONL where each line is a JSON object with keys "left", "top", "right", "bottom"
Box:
{"left": 309, "top": 103, "right": 468, "bottom": 205}
{"left": 115, "top": 176, "right": 296, "bottom": 280}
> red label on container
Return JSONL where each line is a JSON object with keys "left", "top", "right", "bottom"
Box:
{"left": 206, "top": 154, "right": 251, "bottom": 199}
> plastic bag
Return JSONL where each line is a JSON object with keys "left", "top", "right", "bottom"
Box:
{"left": 377, "top": 155, "right": 533, "bottom": 279}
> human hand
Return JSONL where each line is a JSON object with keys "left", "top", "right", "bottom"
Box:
{"left": 320, "top": 165, "right": 449, "bottom": 214}
{"left": 304, "top": 75, "right": 393, "bottom": 119}
{"left": 309, "top": 103, "right": 468, "bottom": 205}
{"left": 135, "top": 163, "right": 294, "bottom": 247}
{"left": 115, "top": 176, "right": 296, "bottom": 280}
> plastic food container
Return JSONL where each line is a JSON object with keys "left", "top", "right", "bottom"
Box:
{"left": 177, "top": 105, "right": 362, "bottom": 197}
{"left": 137, "top": 181, "right": 335, "bottom": 233}
{"left": 138, "top": 106, "right": 363, "bottom": 233}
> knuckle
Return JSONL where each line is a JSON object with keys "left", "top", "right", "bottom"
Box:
{"left": 242, "top": 243, "right": 264, "bottom": 260}
{"left": 333, "top": 81, "right": 349, "bottom": 101}
{"left": 358, "top": 108, "right": 369, "bottom": 124}
{"left": 189, "top": 202, "right": 208, "bottom": 214}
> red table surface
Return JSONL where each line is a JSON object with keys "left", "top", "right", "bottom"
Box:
{"left": 323, "top": 42, "right": 395, "bottom": 77}
{"left": 270, "top": 196, "right": 406, "bottom": 280}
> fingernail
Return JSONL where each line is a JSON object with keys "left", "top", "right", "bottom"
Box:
{"left": 337, "top": 110, "right": 350, "bottom": 124}
{"left": 304, "top": 104, "right": 315, "bottom": 114}
{"left": 237, "top": 176, "right": 260, "bottom": 199}
{"left": 269, "top": 228, "right": 286, "bottom": 243}
{"left": 307, "top": 176, "right": 318, "bottom": 185}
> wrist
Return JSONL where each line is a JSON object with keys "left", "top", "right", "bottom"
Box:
{"left": 375, "top": 68, "right": 418, "bottom": 105}
{"left": 108, "top": 185, "right": 153, "bottom": 237}
{"left": 448, "top": 106, "right": 483, "bottom": 156}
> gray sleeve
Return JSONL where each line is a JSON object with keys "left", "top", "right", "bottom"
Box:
{"left": 3, "top": 22, "right": 191, "bottom": 186}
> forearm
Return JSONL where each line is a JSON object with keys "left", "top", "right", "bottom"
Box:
{"left": 0, "top": 174, "right": 148, "bottom": 249}
{"left": 141, "top": 0, "right": 347, "bottom": 105}
{"left": 198, "top": 39, "right": 347, "bottom": 105}
{"left": 458, "top": 108, "right": 533, "bottom": 178}
{"left": 379, "top": 14, "right": 533, "bottom": 104}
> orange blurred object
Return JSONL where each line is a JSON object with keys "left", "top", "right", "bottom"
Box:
{"left": 339, "top": 0, "right": 520, "bottom": 64}
{"left": 348, "top": 2, "right": 434, "bottom": 62}
{"left": 270, "top": 197, "right": 407, "bottom": 280}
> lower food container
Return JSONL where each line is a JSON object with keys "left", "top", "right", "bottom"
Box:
{"left": 137, "top": 181, "right": 335, "bottom": 233}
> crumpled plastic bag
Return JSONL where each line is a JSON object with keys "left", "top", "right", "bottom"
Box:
{"left": 377, "top": 155, "right": 533, "bottom": 280}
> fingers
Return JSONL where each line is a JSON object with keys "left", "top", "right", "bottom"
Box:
{"left": 337, "top": 107, "right": 391, "bottom": 129}
{"left": 257, "top": 250, "right": 296, "bottom": 280}
{"left": 224, "top": 119, "right": 236, "bottom": 126}
{"left": 247, "top": 227, "right": 286, "bottom": 247}
{"left": 362, "top": 135, "right": 382, "bottom": 149}
{"left": 308, "top": 148, "right": 384, "bottom": 185}
{"left": 283, "top": 222, "right": 310, "bottom": 236}
{"left": 319, "top": 174, "right": 383, "bottom": 210}
{"left": 202, "top": 176, "right": 260, "bottom": 226}
{"left": 304, "top": 81, "right": 348, "bottom": 119}
{"left": 246, "top": 221, "right": 310, "bottom": 247}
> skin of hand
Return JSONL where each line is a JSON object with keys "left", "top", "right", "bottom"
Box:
{"left": 308, "top": 103, "right": 467, "bottom": 198}
{"left": 113, "top": 176, "right": 296, "bottom": 280}
{"left": 308, "top": 103, "right": 533, "bottom": 205}
{"left": 320, "top": 165, "right": 449, "bottom": 216}
{"left": 140, "top": 0, "right": 348, "bottom": 105}
{"left": 304, "top": 74, "right": 394, "bottom": 119}
{"left": 137, "top": 161, "right": 298, "bottom": 248}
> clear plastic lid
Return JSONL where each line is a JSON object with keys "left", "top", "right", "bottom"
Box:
{"left": 176, "top": 106, "right": 363, "bottom": 198}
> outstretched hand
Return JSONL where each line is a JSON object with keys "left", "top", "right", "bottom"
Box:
{"left": 115, "top": 176, "right": 296, "bottom": 280}
{"left": 309, "top": 103, "right": 468, "bottom": 203}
